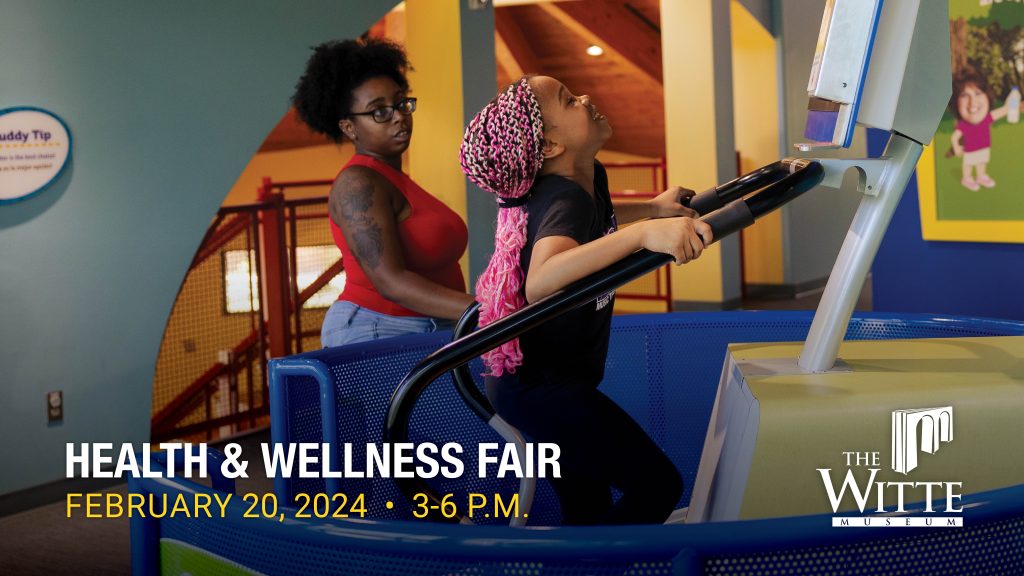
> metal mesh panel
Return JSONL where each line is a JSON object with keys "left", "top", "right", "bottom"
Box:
{"left": 240, "top": 355, "right": 266, "bottom": 422}
{"left": 604, "top": 163, "right": 663, "bottom": 194}
{"left": 152, "top": 214, "right": 266, "bottom": 441}
{"left": 154, "top": 190, "right": 338, "bottom": 441}
{"left": 605, "top": 162, "right": 670, "bottom": 308}
{"left": 286, "top": 201, "right": 340, "bottom": 354}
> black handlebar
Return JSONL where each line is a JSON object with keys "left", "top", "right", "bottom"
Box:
{"left": 450, "top": 303, "right": 490, "bottom": 421}
{"left": 384, "top": 158, "right": 823, "bottom": 521}
{"left": 685, "top": 158, "right": 806, "bottom": 215}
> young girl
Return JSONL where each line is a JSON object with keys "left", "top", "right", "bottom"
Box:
{"left": 460, "top": 75, "right": 712, "bottom": 525}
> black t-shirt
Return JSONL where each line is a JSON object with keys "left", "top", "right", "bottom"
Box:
{"left": 513, "top": 162, "right": 618, "bottom": 388}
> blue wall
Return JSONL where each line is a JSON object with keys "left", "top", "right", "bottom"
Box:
{"left": 871, "top": 129, "right": 1024, "bottom": 320}
{"left": 0, "top": 0, "right": 393, "bottom": 494}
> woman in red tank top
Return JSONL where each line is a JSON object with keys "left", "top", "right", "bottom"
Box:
{"left": 292, "top": 38, "right": 474, "bottom": 347}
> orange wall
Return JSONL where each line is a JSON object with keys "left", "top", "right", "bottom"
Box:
{"left": 222, "top": 142, "right": 355, "bottom": 205}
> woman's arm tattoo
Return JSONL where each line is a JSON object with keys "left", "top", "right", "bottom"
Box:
{"left": 331, "top": 177, "right": 384, "bottom": 270}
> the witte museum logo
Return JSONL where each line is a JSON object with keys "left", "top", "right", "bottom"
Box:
{"left": 817, "top": 406, "right": 963, "bottom": 528}
{"left": 892, "top": 406, "right": 953, "bottom": 475}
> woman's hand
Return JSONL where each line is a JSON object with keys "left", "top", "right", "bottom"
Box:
{"left": 647, "top": 186, "right": 698, "bottom": 219}
{"left": 639, "top": 216, "right": 713, "bottom": 264}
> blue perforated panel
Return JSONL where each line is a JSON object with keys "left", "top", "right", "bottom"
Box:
{"left": 144, "top": 481, "right": 1024, "bottom": 576}
{"left": 703, "top": 516, "right": 1024, "bottom": 575}
{"left": 270, "top": 312, "right": 1024, "bottom": 524}
{"left": 138, "top": 312, "right": 1024, "bottom": 576}
{"left": 270, "top": 334, "right": 561, "bottom": 525}
{"left": 158, "top": 515, "right": 678, "bottom": 576}
{"left": 284, "top": 374, "right": 325, "bottom": 499}
{"left": 322, "top": 340, "right": 561, "bottom": 525}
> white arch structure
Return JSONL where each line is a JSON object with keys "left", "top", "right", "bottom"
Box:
{"left": 892, "top": 406, "right": 953, "bottom": 475}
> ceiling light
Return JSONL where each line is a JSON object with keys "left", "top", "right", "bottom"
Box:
{"left": 586, "top": 45, "right": 604, "bottom": 57}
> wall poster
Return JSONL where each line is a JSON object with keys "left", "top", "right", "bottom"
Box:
{"left": 0, "top": 106, "right": 72, "bottom": 204}
{"left": 918, "top": 0, "right": 1024, "bottom": 243}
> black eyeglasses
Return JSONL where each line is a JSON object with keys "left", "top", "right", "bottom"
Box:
{"left": 347, "top": 98, "right": 417, "bottom": 123}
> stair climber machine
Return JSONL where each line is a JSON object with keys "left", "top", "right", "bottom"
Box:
{"left": 385, "top": 0, "right": 984, "bottom": 526}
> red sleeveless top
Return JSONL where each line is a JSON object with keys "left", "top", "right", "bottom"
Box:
{"left": 330, "top": 154, "right": 468, "bottom": 317}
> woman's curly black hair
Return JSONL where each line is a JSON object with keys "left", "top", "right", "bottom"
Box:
{"left": 292, "top": 37, "right": 411, "bottom": 143}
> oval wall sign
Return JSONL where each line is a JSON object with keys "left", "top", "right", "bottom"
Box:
{"left": 0, "top": 107, "right": 72, "bottom": 204}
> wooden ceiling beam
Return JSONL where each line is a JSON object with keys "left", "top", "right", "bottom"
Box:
{"left": 495, "top": 29, "right": 525, "bottom": 81}
{"left": 539, "top": 0, "right": 662, "bottom": 85}
{"left": 258, "top": 108, "right": 331, "bottom": 153}
{"left": 495, "top": 11, "right": 542, "bottom": 78}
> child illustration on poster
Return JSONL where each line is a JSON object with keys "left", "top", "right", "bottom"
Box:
{"left": 948, "top": 70, "right": 1018, "bottom": 191}
{"left": 928, "top": 0, "right": 1024, "bottom": 228}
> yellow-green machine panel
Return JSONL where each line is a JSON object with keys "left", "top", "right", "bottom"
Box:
{"left": 687, "top": 336, "right": 1024, "bottom": 522}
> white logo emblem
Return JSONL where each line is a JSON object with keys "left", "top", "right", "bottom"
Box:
{"left": 891, "top": 406, "right": 953, "bottom": 475}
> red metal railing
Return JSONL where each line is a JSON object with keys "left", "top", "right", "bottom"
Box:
{"left": 151, "top": 180, "right": 336, "bottom": 442}
{"left": 261, "top": 179, "right": 334, "bottom": 355}
{"left": 152, "top": 161, "right": 669, "bottom": 441}
{"left": 604, "top": 160, "right": 672, "bottom": 311}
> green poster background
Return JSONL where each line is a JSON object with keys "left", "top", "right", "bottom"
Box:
{"left": 160, "top": 539, "right": 262, "bottom": 576}
{"left": 936, "top": 0, "right": 1024, "bottom": 221}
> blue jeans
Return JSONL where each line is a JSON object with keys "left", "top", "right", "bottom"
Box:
{"left": 320, "top": 300, "right": 453, "bottom": 348}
